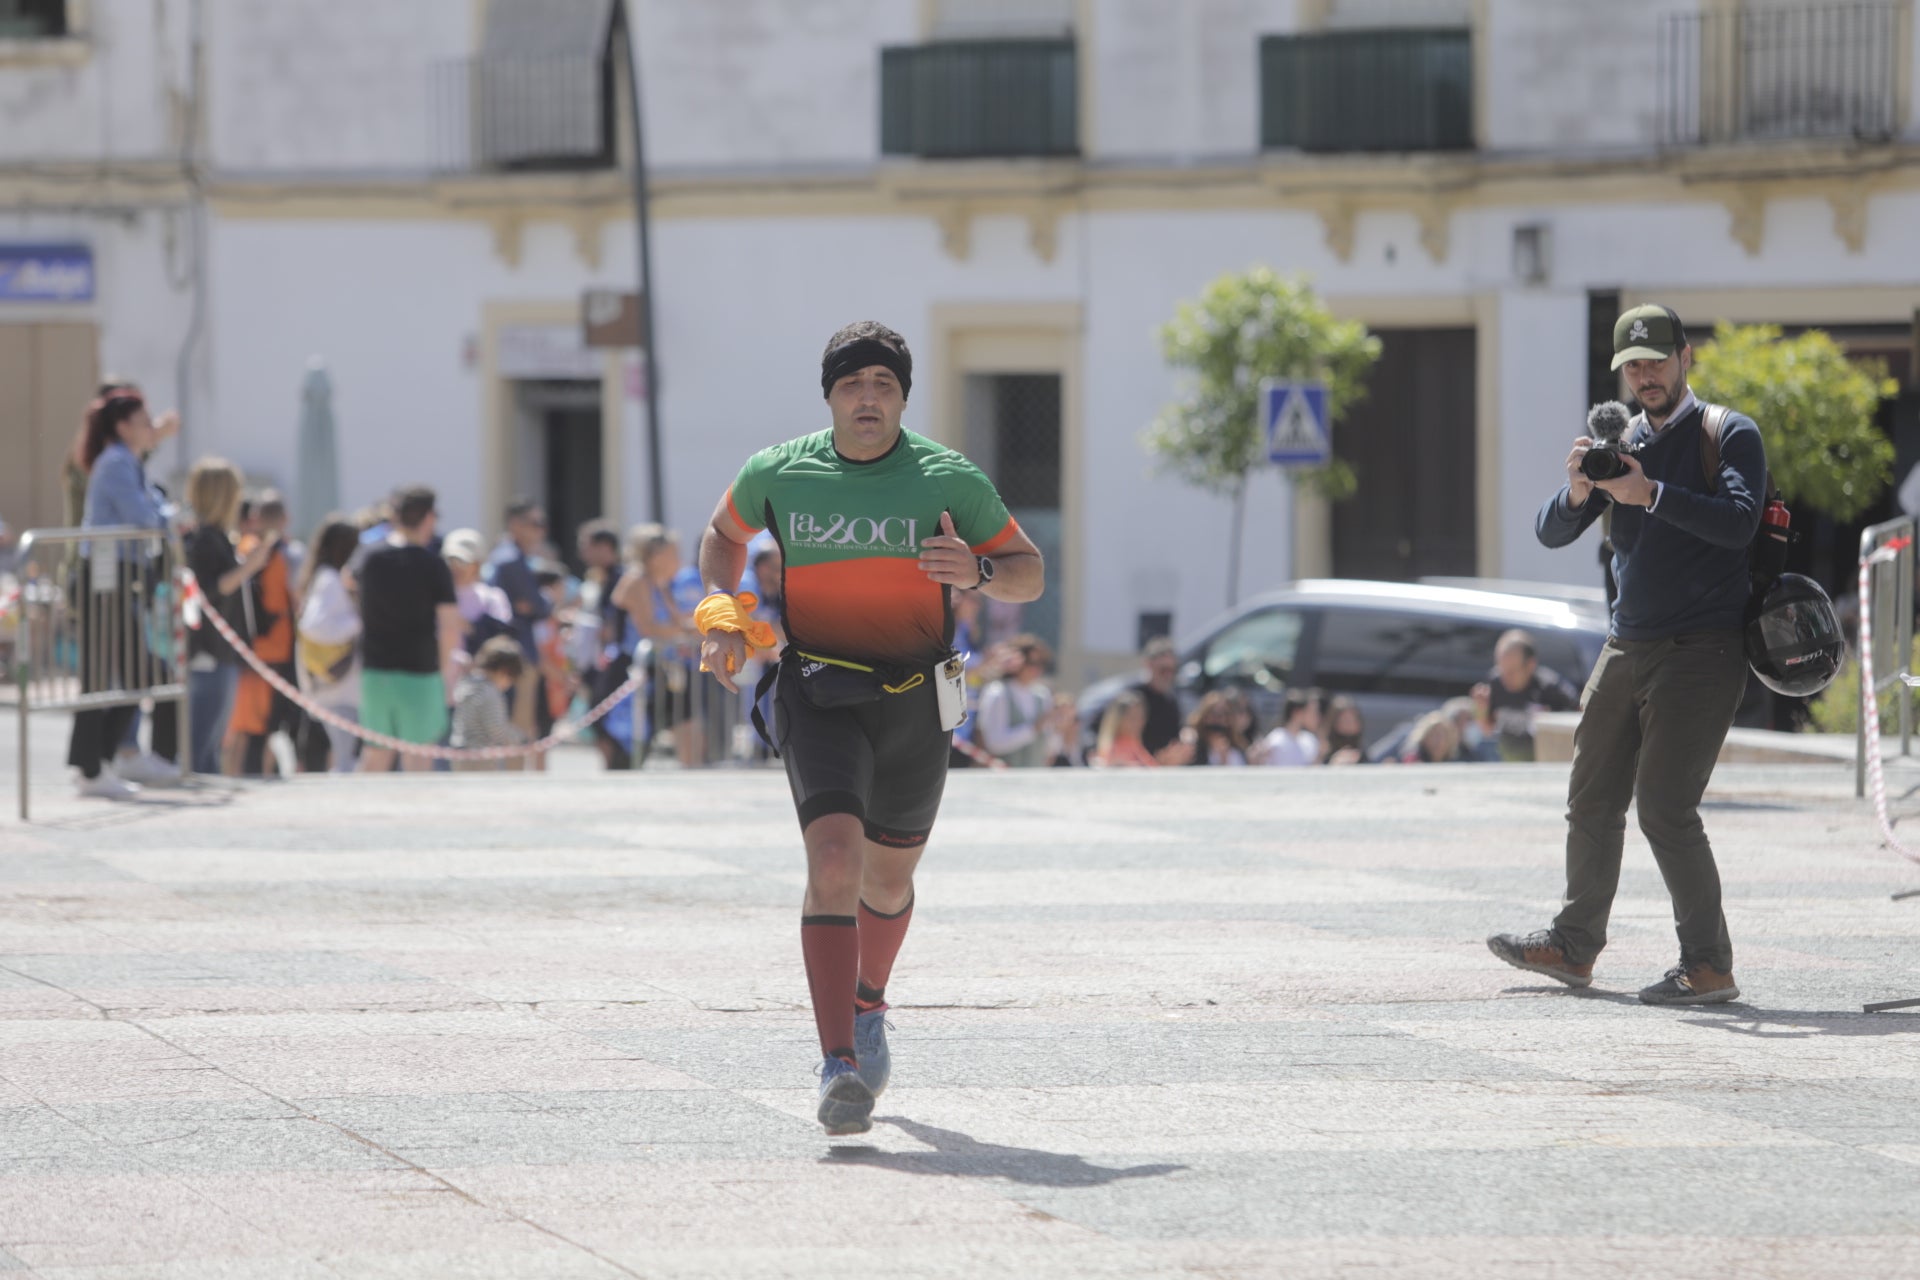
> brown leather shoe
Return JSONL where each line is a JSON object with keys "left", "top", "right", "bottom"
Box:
{"left": 1487, "top": 930, "right": 1594, "bottom": 988}
{"left": 1639, "top": 961, "right": 1739, "bottom": 1005}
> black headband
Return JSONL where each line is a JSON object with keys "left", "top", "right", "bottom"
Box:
{"left": 821, "top": 337, "right": 911, "bottom": 401}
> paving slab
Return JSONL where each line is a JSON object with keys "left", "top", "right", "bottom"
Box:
{"left": 2, "top": 729, "right": 1919, "bottom": 1277}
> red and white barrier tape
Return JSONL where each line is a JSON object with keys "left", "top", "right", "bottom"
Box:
{"left": 1857, "top": 537, "right": 1920, "bottom": 865}
{"left": 180, "top": 569, "right": 643, "bottom": 762}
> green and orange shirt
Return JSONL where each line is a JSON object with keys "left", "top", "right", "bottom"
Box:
{"left": 722, "top": 428, "right": 1021, "bottom": 667}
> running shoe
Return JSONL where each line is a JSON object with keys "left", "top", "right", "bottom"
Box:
{"left": 816, "top": 1055, "right": 875, "bottom": 1136}
{"left": 1639, "top": 961, "right": 1739, "bottom": 1005}
{"left": 113, "top": 752, "right": 181, "bottom": 786}
{"left": 1487, "top": 929, "right": 1594, "bottom": 987}
{"left": 75, "top": 770, "right": 141, "bottom": 801}
{"left": 853, "top": 1005, "right": 892, "bottom": 1097}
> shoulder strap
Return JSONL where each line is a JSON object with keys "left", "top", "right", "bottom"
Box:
{"left": 1699, "top": 403, "right": 1729, "bottom": 494}
{"left": 1698, "top": 401, "right": 1773, "bottom": 500}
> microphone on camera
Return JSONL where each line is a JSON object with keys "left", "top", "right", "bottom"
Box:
{"left": 1587, "top": 400, "right": 1631, "bottom": 446}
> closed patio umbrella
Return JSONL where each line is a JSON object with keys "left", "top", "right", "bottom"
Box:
{"left": 294, "top": 357, "right": 340, "bottom": 533}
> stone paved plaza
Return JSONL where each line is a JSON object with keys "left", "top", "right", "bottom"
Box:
{"left": 3, "top": 719, "right": 1919, "bottom": 1277}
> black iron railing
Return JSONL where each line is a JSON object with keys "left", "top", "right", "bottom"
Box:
{"left": 1660, "top": 1, "right": 1901, "bottom": 146}
{"left": 431, "top": 54, "right": 615, "bottom": 172}
{"left": 880, "top": 39, "right": 1077, "bottom": 159}
{"left": 1260, "top": 28, "right": 1473, "bottom": 153}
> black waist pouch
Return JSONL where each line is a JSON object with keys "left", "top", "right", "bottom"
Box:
{"left": 752, "top": 649, "right": 933, "bottom": 754}
{"left": 792, "top": 652, "right": 893, "bottom": 710}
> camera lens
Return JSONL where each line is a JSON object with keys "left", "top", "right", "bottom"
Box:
{"left": 1580, "top": 448, "right": 1626, "bottom": 482}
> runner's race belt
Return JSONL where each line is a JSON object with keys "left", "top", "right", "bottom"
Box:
{"left": 751, "top": 648, "right": 966, "bottom": 755}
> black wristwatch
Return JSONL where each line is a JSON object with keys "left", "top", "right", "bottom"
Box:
{"left": 974, "top": 555, "right": 995, "bottom": 588}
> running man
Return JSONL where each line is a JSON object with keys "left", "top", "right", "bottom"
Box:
{"left": 697, "top": 321, "right": 1043, "bottom": 1135}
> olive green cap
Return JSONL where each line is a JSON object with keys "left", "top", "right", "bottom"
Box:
{"left": 1611, "top": 304, "right": 1689, "bottom": 370}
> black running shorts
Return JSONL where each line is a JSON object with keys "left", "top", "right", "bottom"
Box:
{"left": 772, "top": 661, "right": 949, "bottom": 847}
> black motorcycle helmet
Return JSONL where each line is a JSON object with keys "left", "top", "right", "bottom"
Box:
{"left": 1745, "top": 573, "right": 1845, "bottom": 697}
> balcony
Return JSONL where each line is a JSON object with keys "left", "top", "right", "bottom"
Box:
{"left": 431, "top": 54, "right": 616, "bottom": 173}
{"left": 1259, "top": 28, "right": 1473, "bottom": 153}
{"left": 1660, "top": 1, "right": 1901, "bottom": 146}
{"left": 880, "top": 39, "right": 1077, "bottom": 160}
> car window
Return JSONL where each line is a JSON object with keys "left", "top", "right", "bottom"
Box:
{"left": 1311, "top": 609, "right": 1505, "bottom": 698}
{"left": 1529, "top": 631, "right": 1593, "bottom": 686}
{"left": 1201, "top": 608, "right": 1305, "bottom": 685}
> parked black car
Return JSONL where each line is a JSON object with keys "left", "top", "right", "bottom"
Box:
{"left": 1077, "top": 579, "right": 1612, "bottom": 758}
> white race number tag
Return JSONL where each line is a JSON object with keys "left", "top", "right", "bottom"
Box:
{"left": 936, "top": 652, "right": 969, "bottom": 731}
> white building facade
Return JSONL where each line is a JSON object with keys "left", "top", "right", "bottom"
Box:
{"left": 4, "top": 0, "right": 1918, "bottom": 682}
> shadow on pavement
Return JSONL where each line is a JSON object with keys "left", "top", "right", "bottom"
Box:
{"left": 1514, "top": 985, "right": 1920, "bottom": 1030}
{"left": 1679, "top": 1007, "right": 1920, "bottom": 1036}
{"left": 32, "top": 785, "right": 238, "bottom": 831}
{"left": 822, "top": 1117, "right": 1187, "bottom": 1187}
{"left": 1502, "top": 985, "right": 1641, "bottom": 1003}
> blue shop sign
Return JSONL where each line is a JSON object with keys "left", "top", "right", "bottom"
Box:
{"left": 0, "top": 244, "right": 94, "bottom": 302}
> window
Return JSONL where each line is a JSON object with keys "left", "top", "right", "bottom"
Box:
{"left": 1528, "top": 632, "right": 1595, "bottom": 689}
{"left": 880, "top": 39, "right": 1078, "bottom": 158}
{"left": 1201, "top": 608, "right": 1306, "bottom": 688}
{"left": 1659, "top": 2, "right": 1900, "bottom": 146}
{"left": 0, "top": 0, "right": 66, "bottom": 39}
{"left": 435, "top": 0, "right": 617, "bottom": 172}
{"left": 1311, "top": 609, "right": 1503, "bottom": 698}
{"left": 1260, "top": 28, "right": 1472, "bottom": 152}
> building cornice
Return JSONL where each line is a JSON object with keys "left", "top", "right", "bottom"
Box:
{"left": 0, "top": 160, "right": 194, "bottom": 212}
{"left": 15, "top": 142, "right": 1913, "bottom": 265}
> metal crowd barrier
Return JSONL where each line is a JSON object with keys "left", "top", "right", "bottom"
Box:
{"left": 628, "top": 638, "right": 767, "bottom": 768}
{"left": 12, "top": 526, "right": 188, "bottom": 820}
{"left": 1857, "top": 514, "right": 1916, "bottom": 798}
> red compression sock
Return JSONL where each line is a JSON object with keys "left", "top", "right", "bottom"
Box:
{"left": 856, "top": 895, "right": 914, "bottom": 1011}
{"left": 800, "top": 915, "right": 859, "bottom": 1061}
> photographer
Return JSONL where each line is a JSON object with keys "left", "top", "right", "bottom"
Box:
{"left": 1489, "top": 304, "right": 1765, "bottom": 1006}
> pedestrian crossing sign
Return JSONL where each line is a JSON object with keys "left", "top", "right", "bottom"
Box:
{"left": 1262, "top": 379, "right": 1331, "bottom": 467}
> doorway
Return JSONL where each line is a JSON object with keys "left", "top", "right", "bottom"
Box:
{"left": 512, "top": 379, "right": 602, "bottom": 570}
{"left": 0, "top": 322, "right": 99, "bottom": 531}
{"left": 962, "top": 371, "right": 1062, "bottom": 652}
{"left": 1331, "top": 327, "right": 1477, "bottom": 581}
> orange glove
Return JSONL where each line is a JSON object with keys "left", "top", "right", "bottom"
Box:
{"left": 693, "top": 591, "right": 779, "bottom": 674}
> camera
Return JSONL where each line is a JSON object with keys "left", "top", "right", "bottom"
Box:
{"left": 1579, "top": 441, "right": 1639, "bottom": 483}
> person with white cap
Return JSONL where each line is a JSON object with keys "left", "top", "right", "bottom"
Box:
{"left": 442, "top": 525, "right": 515, "bottom": 669}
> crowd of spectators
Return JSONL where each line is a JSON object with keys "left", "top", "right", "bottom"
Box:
{"left": 22, "top": 378, "right": 1591, "bottom": 797}
{"left": 1054, "top": 628, "right": 1581, "bottom": 772}
{"left": 33, "top": 377, "right": 795, "bottom": 794}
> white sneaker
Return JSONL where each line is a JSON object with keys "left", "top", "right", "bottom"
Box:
{"left": 113, "top": 752, "right": 181, "bottom": 786}
{"left": 76, "top": 771, "right": 142, "bottom": 800}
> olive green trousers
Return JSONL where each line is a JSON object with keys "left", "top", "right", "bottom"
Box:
{"left": 1551, "top": 631, "right": 1749, "bottom": 973}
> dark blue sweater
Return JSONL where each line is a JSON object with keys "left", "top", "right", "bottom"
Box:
{"left": 1537, "top": 401, "right": 1766, "bottom": 640}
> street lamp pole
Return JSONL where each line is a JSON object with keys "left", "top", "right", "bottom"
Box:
{"left": 617, "top": 0, "right": 666, "bottom": 524}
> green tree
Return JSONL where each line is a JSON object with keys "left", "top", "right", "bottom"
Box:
{"left": 1146, "top": 267, "right": 1381, "bottom": 604}
{"left": 1808, "top": 637, "right": 1920, "bottom": 735}
{"left": 1686, "top": 323, "right": 1897, "bottom": 523}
